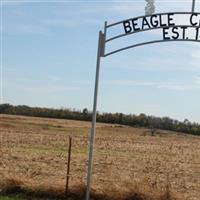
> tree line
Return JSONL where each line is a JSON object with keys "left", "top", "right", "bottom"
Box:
{"left": 0, "top": 103, "right": 200, "bottom": 136}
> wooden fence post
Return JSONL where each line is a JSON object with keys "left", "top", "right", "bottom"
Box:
{"left": 65, "top": 136, "right": 72, "bottom": 196}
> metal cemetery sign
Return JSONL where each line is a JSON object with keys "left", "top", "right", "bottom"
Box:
{"left": 104, "top": 12, "right": 200, "bottom": 57}
{"left": 85, "top": 2, "right": 199, "bottom": 200}
{"left": 123, "top": 13, "right": 200, "bottom": 40}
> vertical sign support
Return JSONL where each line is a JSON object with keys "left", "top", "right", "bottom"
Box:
{"left": 192, "top": 0, "right": 196, "bottom": 12}
{"left": 85, "top": 23, "right": 106, "bottom": 200}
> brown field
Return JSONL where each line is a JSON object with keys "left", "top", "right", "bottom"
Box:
{"left": 0, "top": 114, "right": 200, "bottom": 200}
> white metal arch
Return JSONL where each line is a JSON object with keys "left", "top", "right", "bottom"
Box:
{"left": 85, "top": 9, "right": 200, "bottom": 200}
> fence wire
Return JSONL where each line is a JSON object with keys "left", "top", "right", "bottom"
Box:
{"left": 0, "top": 126, "right": 200, "bottom": 200}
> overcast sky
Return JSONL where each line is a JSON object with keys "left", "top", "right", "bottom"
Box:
{"left": 1, "top": 0, "right": 200, "bottom": 123}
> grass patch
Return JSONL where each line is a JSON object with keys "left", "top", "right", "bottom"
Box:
{"left": 0, "top": 196, "right": 24, "bottom": 200}
{"left": 0, "top": 119, "right": 67, "bottom": 131}
{"left": 0, "top": 177, "right": 174, "bottom": 200}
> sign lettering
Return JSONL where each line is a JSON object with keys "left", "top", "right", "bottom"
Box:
{"left": 122, "top": 13, "right": 200, "bottom": 41}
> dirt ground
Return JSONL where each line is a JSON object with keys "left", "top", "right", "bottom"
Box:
{"left": 0, "top": 114, "right": 200, "bottom": 200}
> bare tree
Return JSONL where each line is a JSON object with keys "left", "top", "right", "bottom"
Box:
{"left": 145, "top": 0, "right": 155, "bottom": 15}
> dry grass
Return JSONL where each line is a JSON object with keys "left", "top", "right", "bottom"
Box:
{"left": 0, "top": 114, "right": 200, "bottom": 200}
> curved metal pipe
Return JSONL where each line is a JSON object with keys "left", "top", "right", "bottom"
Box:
{"left": 106, "top": 12, "right": 200, "bottom": 28}
{"left": 104, "top": 39, "right": 200, "bottom": 57}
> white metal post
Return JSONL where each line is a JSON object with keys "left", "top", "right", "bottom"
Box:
{"left": 192, "top": 0, "right": 196, "bottom": 12}
{"left": 85, "top": 30, "right": 104, "bottom": 200}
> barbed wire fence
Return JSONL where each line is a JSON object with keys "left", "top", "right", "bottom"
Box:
{"left": 1, "top": 130, "right": 200, "bottom": 199}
